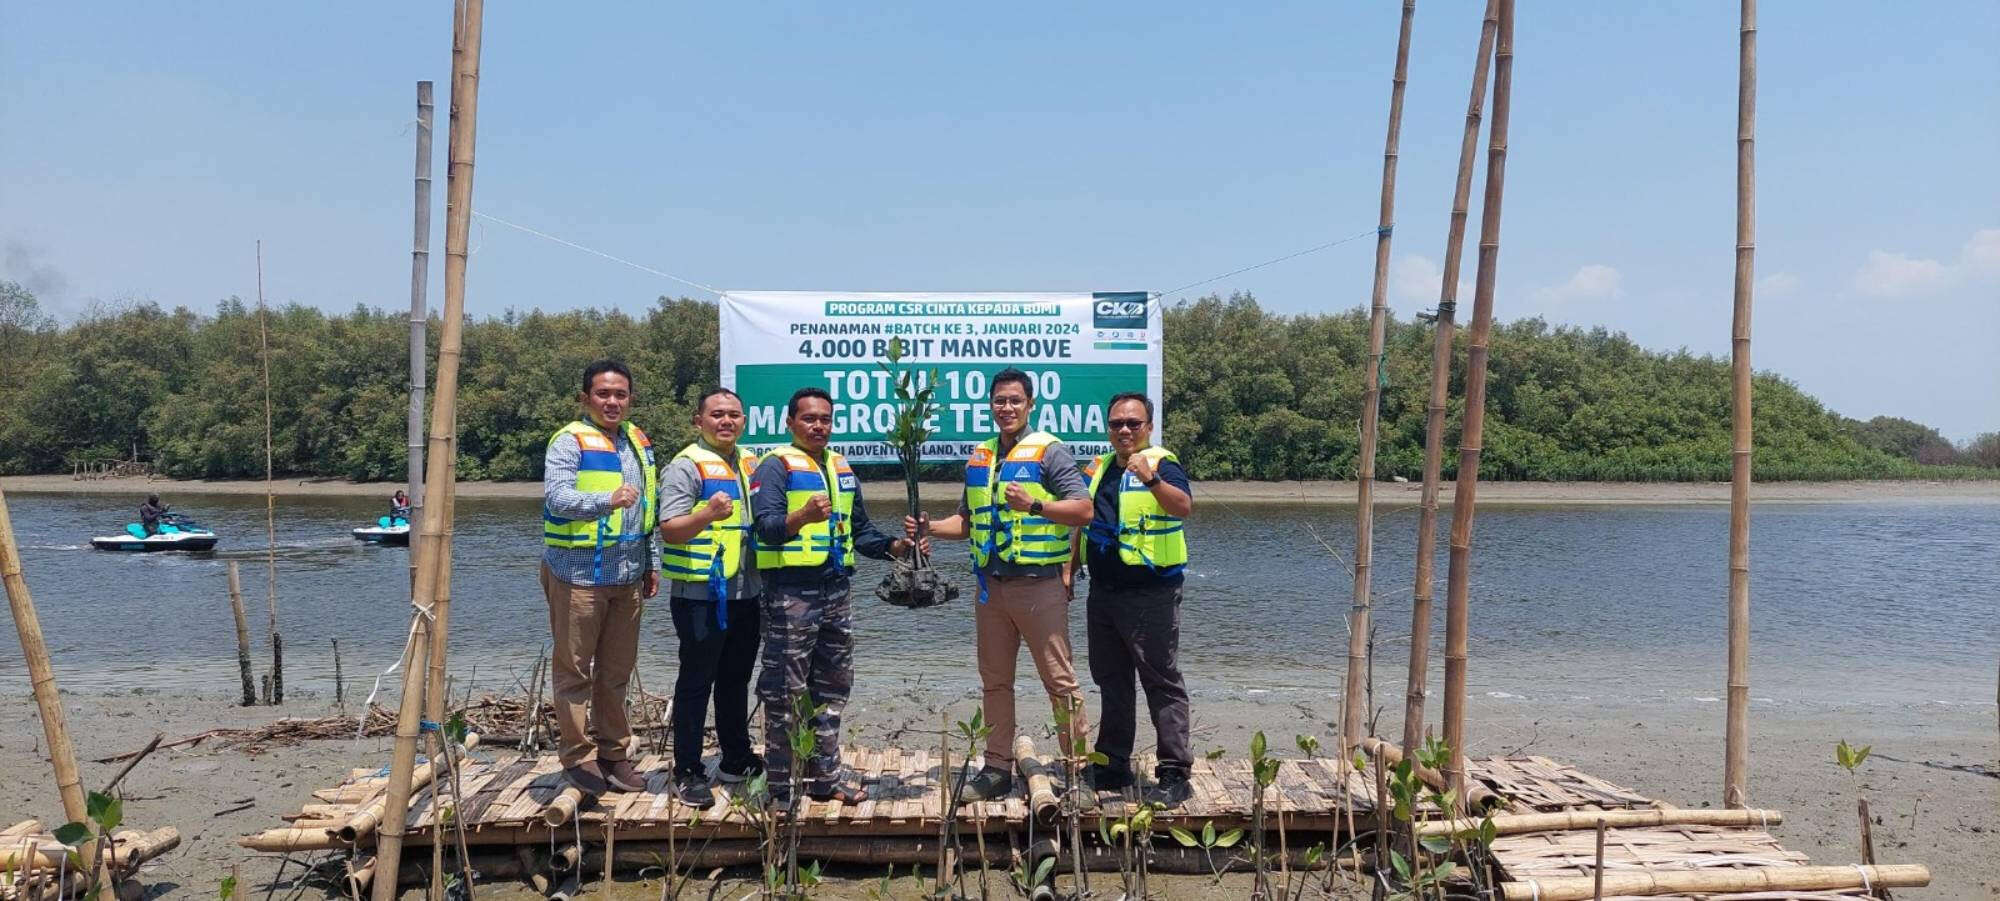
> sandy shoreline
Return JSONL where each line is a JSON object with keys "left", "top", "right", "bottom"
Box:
{"left": 6, "top": 473, "right": 1998, "bottom": 506}
{"left": 2, "top": 685, "right": 1993, "bottom": 898}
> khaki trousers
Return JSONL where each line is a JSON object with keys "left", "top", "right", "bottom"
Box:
{"left": 976, "top": 574, "right": 1087, "bottom": 766}
{"left": 541, "top": 564, "right": 645, "bottom": 767}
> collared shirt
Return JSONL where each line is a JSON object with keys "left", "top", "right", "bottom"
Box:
{"left": 542, "top": 419, "right": 654, "bottom": 587}
{"left": 1083, "top": 457, "right": 1192, "bottom": 589}
{"left": 954, "top": 435, "right": 1089, "bottom": 579}
{"left": 751, "top": 446, "right": 897, "bottom": 587}
{"left": 657, "top": 437, "right": 762, "bottom": 601}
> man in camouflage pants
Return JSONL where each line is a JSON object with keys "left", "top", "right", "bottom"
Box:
{"left": 750, "top": 388, "right": 923, "bottom": 804}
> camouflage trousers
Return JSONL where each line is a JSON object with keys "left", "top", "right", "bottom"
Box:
{"left": 757, "top": 578, "right": 855, "bottom": 793}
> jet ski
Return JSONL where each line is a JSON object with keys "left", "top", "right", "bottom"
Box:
{"left": 91, "top": 513, "right": 220, "bottom": 553}
{"left": 352, "top": 515, "right": 411, "bottom": 546}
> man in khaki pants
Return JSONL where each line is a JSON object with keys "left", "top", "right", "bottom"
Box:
{"left": 910, "top": 368, "right": 1094, "bottom": 802}
{"left": 540, "top": 360, "right": 660, "bottom": 794}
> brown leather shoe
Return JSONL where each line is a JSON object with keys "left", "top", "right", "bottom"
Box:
{"left": 562, "top": 760, "right": 609, "bottom": 795}
{"left": 601, "top": 758, "right": 648, "bottom": 793}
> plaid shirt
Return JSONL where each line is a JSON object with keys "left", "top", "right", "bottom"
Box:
{"left": 541, "top": 422, "right": 655, "bottom": 587}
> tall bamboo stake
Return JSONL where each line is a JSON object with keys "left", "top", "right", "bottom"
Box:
{"left": 372, "top": 1, "right": 482, "bottom": 896}
{"left": 1342, "top": 0, "right": 1416, "bottom": 754}
{"left": 0, "top": 486, "right": 107, "bottom": 888}
{"left": 407, "top": 80, "right": 434, "bottom": 593}
{"left": 1723, "top": 0, "right": 1757, "bottom": 810}
{"left": 255, "top": 241, "right": 282, "bottom": 705}
{"left": 226, "top": 562, "right": 255, "bottom": 707}
{"left": 1440, "top": 0, "right": 1513, "bottom": 802}
{"left": 1403, "top": 0, "right": 1498, "bottom": 757}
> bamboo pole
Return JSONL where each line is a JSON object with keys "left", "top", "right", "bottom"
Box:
{"left": 1440, "top": 0, "right": 1514, "bottom": 803}
{"left": 0, "top": 485, "right": 106, "bottom": 888}
{"left": 226, "top": 563, "right": 255, "bottom": 706}
{"left": 371, "top": 1, "right": 482, "bottom": 895}
{"left": 255, "top": 240, "right": 282, "bottom": 705}
{"left": 1412, "top": 807, "right": 1783, "bottom": 837}
{"left": 1499, "top": 865, "right": 1928, "bottom": 901}
{"left": 1403, "top": 0, "right": 1498, "bottom": 758}
{"left": 1012, "top": 736, "right": 1060, "bottom": 827}
{"left": 407, "top": 79, "right": 434, "bottom": 597}
{"left": 0, "top": 828, "right": 180, "bottom": 872}
{"left": 1343, "top": 0, "right": 1416, "bottom": 754}
{"left": 1723, "top": 0, "right": 1757, "bottom": 812}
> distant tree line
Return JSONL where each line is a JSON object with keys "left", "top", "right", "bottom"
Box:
{"left": 0, "top": 281, "right": 1992, "bottom": 482}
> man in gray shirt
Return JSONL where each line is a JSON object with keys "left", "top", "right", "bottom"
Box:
{"left": 907, "top": 368, "right": 1093, "bottom": 802}
{"left": 655, "top": 388, "right": 763, "bottom": 807}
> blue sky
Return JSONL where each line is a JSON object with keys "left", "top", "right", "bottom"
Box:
{"left": 4, "top": 2, "right": 1994, "bottom": 439}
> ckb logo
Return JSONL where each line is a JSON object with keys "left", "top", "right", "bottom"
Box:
{"left": 1092, "top": 292, "right": 1149, "bottom": 330}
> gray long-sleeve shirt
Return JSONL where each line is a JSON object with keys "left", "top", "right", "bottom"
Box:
{"left": 542, "top": 420, "right": 655, "bottom": 587}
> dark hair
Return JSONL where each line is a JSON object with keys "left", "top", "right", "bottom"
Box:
{"left": 581, "top": 359, "right": 633, "bottom": 394}
{"left": 695, "top": 387, "right": 742, "bottom": 415}
{"left": 990, "top": 368, "right": 1034, "bottom": 401}
{"left": 786, "top": 386, "right": 833, "bottom": 420}
{"left": 1106, "top": 391, "right": 1153, "bottom": 420}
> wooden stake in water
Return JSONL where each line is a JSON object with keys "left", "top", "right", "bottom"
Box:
{"left": 255, "top": 240, "right": 282, "bottom": 705}
{"left": 1403, "top": 0, "right": 1498, "bottom": 758}
{"left": 1723, "top": 0, "right": 1757, "bottom": 812}
{"left": 374, "top": 1, "right": 483, "bottom": 896}
{"left": 227, "top": 562, "right": 255, "bottom": 706}
{"left": 0, "top": 486, "right": 108, "bottom": 889}
{"left": 406, "top": 79, "right": 434, "bottom": 593}
{"left": 1441, "top": 0, "right": 1514, "bottom": 803}
{"left": 1344, "top": 0, "right": 1416, "bottom": 754}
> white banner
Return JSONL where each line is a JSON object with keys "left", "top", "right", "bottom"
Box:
{"left": 719, "top": 291, "right": 1163, "bottom": 463}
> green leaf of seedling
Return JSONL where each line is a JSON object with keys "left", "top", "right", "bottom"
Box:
{"left": 1098, "top": 819, "right": 1115, "bottom": 846}
{"left": 1109, "top": 822, "right": 1128, "bottom": 838}
{"left": 87, "top": 791, "right": 119, "bottom": 828}
{"left": 1131, "top": 808, "right": 1154, "bottom": 832}
{"left": 1480, "top": 816, "right": 1498, "bottom": 848}
{"left": 1169, "top": 827, "right": 1198, "bottom": 848}
{"left": 1389, "top": 849, "right": 1412, "bottom": 881}
{"left": 218, "top": 874, "right": 238, "bottom": 901}
{"left": 1211, "top": 828, "right": 1243, "bottom": 849}
{"left": 1295, "top": 734, "right": 1320, "bottom": 757}
{"left": 445, "top": 712, "right": 469, "bottom": 745}
{"left": 1250, "top": 731, "right": 1267, "bottom": 761}
{"left": 1201, "top": 820, "right": 1216, "bottom": 846}
{"left": 1086, "top": 752, "right": 1110, "bottom": 766}
{"left": 1304, "top": 843, "right": 1325, "bottom": 865}
{"left": 53, "top": 822, "right": 92, "bottom": 846}
{"left": 1354, "top": 750, "right": 1369, "bottom": 773}
{"left": 1032, "top": 856, "right": 1056, "bottom": 886}
{"left": 1432, "top": 861, "right": 1458, "bottom": 882}
{"left": 1419, "top": 835, "right": 1452, "bottom": 855}
{"left": 1205, "top": 748, "right": 1226, "bottom": 761}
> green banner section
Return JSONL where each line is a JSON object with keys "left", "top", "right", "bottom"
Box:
{"left": 733, "top": 362, "right": 1146, "bottom": 448}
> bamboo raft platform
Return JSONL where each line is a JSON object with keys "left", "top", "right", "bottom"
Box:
{"left": 0, "top": 821, "right": 181, "bottom": 901}
{"left": 242, "top": 739, "right": 1928, "bottom": 899}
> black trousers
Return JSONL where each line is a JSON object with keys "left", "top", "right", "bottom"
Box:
{"left": 668, "top": 593, "right": 761, "bottom": 777}
{"left": 1086, "top": 580, "right": 1193, "bottom": 774}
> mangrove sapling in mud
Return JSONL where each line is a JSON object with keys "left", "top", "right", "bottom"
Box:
{"left": 1834, "top": 739, "right": 1892, "bottom": 899}
{"left": 779, "top": 693, "right": 830, "bottom": 897}
{"left": 51, "top": 789, "right": 122, "bottom": 901}
{"left": 1167, "top": 820, "right": 1244, "bottom": 883}
{"left": 1378, "top": 738, "right": 1498, "bottom": 901}
{"left": 1051, "top": 699, "right": 1095, "bottom": 898}
{"left": 1248, "top": 731, "right": 1281, "bottom": 900}
{"left": 945, "top": 709, "right": 995, "bottom": 901}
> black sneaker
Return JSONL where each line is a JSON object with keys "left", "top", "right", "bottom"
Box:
{"left": 1084, "top": 762, "right": 1135, "bottom": 792}
{"left": 957, "top": 765, "right": 1014, "bottom": 804}
{"left": 1144, "top": 767, "right": 1193, "bottom": 808}
{"left": 718, "top": 755, "right": 765, "bottom": 784}
{"left": 674, "top": 772, "right": 715, "bottom": 809}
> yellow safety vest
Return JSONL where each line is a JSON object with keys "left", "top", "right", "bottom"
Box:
{"left": 660, "top": 442, "right": 757, "bottom": 593}
{"left": 542, "top": 419, "right": 658, "bottom": 550}
{"left": 1079, "top": 446, "right": 1189, "bottom": 573}
{"left": 965, "top": 431, "right": 1070, "bottom": 570}
{"left": 754, "top": 444, "right": 856, "bottom": 570}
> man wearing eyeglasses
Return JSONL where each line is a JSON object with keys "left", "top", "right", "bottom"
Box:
{"left": 751, "top": 386, "right": 921, "bottom": 806}
{"left": 1073, "top": 391, "right": 1194, "bottom": 806}
{"left": 656, "top": 388, "right": 762, "bottom": 807}
{"left": 907, "top": 367, "right": 1095, "bottom": 803}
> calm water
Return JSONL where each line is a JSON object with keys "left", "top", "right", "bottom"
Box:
{"left": 3, "top": 492, "right": 1995, "bottom": 714}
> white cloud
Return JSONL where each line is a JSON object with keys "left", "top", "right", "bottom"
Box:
{"left": 1853, "top": 250, "right": 1949, "bottom": 297}
{"left": 1533, "top": 264, "right": 1623, "bottom": 306}
{"left": 1390, "top": 254, "right": 1472, "bottom": 306}
{"left": 1961, "top": 228, "right": 2000, "bottom": 277}
{"left": 1756, "top": 271, "right": 1800, "bottom": 297}
{"left": 1849, "top": 227, "right": 2000, "bottom": 297}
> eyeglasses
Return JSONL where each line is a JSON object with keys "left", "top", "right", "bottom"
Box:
{"left": 1108, "top": 419, "right": 1148, "bottom": 431}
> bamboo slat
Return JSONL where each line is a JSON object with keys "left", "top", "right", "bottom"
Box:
{"left": 1501, "top": 864, "right": 1928, "bottom": 901}
{"left": 1417, "top": 808, "right": 1782, "bottom": 837}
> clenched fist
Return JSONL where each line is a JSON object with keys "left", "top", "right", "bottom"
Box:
{"left": 609, "top": 484, "right": 641, "bottom": 510}
{"left": 1126, "top": 453, "right": 1156, "bottom": 485}
{"left": 1004, "top": 482, "right": 1035, "bottom": 512}
{"left": 700, "top": 491, "right": 734, "bottom": 521}
{"left": 798, "top": 493, "right": 833, "bottom": 524}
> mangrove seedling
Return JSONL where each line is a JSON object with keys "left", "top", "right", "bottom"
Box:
{"left": 1167, "top": 820, "right": 1244, "bottom": 881}
{"left": 874, "top": 336, "right": 957, "bottom": 609}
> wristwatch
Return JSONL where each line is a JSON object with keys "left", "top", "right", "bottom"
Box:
{"left": 1028, "top": 500, "right": 1044, "bottom": 516}
{"left": 1142, "top": 475, "right": 1162, "bottom": 488}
